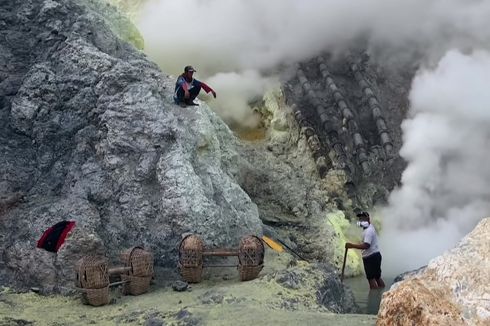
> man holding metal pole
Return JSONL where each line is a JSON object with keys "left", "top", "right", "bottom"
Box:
{"left": 345, "top": 211, "right": 385, "bottom": 289}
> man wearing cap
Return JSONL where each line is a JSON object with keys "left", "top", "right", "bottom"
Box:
{"left": 174, "top": 65, "right": 217, "bottom": 107}
{"left": 345, "top": 211, "right": 385, "bottom": 289}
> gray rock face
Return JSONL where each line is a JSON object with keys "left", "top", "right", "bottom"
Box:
{"left": 0, "top": 0, "right": 261, "bottom": 291}
{"left": 316, "top": 265, "right": 358, "bottom": 314}
{"left": 235, "top": 94, "right": 350, "bottom": 266}
{"left": 273, "top": 262, "right": 358, "bottom": 313}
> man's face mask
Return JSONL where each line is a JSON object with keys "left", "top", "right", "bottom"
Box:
{"left": 357, "top": 221, "right": 369, "bottom": 228}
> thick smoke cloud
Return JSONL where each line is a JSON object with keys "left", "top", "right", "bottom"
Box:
{"left": 380, "top": 50, "right": 490, "bottom": 275}
{"left": 138, "top": 0, "right": 490, "bottom": 72}
{"left": 205, "top": 71, "right": 278, "bottom": 128}
{"left": 138, "top": 0, "right": 490, "bottom": 127}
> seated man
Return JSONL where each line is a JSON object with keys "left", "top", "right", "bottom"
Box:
{"left": 174, "top": 65, "right": 216, "bottom": 107}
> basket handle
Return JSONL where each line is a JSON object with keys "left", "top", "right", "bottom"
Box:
{"left": 126, "top": 246, "right": 144, "bottom": 274}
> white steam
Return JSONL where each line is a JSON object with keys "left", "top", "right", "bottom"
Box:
{"left": 138, "top": 0, "right": 490, "bottom": 72}
{"left": 205, "top": 71, "right": 278, "bottom": 128}
{"left": 381, "top": 50, "right": 490, "bottom": 275}
{"left": 138, "top": 0, "right": 490, "bottom": 127}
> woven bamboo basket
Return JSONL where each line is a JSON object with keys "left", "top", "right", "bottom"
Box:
{"left": 120, "top": 246, "right": 154, "bottom": 277}
{"left": 238, "top": 235, "right": 264, "bottom": 281}
{"left": 82, "top": 286, "right": 110, "bottom": 306}
{"left": 238, "top": 265, "right": 264, "bottom": 281}
{"left": 121, "top": 274, "right": 151, "bottom": 296}
{"left": 178, "top": 234, "right": 204, "bottom": 283}
{"left": 75, "top": 256, "right": 109, "bottom": 289}
{"left": 179, "top": 266, "right": 203, "bottom": 283}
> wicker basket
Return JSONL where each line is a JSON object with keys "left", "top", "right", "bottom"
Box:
{"left": 120, "top": 246, "right": 154, "bottom": 277}
{"left": 82, "top": 286, "right": 110, "bottom": 307}
{"left": 121, "top": 274, "right": 151, "bottom": 295}
{"left": 75, "top": 256, "right": 109, "bottom": 289}
{"left": 178, "top": 234, "right": 204, "bottom": 283}
{"left": 238, "top": 235, "right": 264, "bottom": 281}
{"left": 238, "top": 264, "right": 264, "bottom": 281}
{"left": 179, "top": 266, "right": 203, "bottom": 283}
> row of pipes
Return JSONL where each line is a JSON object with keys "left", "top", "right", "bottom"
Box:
{"left": 349, "top": 61, "right": 393, "bottom": 155}
{"left": 295, "top": 65, "right": 351, "bottom": 175}
{"left": 316, "top": 57, "right": 370, "bottom": 173}
{"left": 293, "top": 56, "right": 394, "bottom": 178}
{"left": 292, "top": 108, "right": 329, "bottom": 178}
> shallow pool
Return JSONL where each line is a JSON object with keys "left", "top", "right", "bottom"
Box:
{"left": 344, "top": 276, "right": 395, "bottom": 315}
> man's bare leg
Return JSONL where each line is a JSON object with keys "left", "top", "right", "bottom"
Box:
{"left": 368, "top": 279, "right": 378, "bottom": 289}
{"left": 375, "top": 278, "right": 385, "bottom": 288}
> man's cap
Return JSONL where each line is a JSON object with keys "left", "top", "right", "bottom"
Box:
{"left": 184, "top": 65, "right": 196, "bottom": 73}
{"left": 356, "top": 211, "right": 370, "bottom": 218}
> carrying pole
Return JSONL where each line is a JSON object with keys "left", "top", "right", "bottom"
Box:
{"left": 276, "top": 238, "right": 309, "bottom": 262}
{"left": 108, "top": 266, "right": 131, "bottom": 275}
{"left": 341, "top": 247, "right": 348, "bottom": 283}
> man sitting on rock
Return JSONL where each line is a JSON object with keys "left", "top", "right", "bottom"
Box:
{"left": 345, "top": 211, "right": 386, "bottom": 289}
{"left": 174, "top": 65, "right": 216, "bottom": 107}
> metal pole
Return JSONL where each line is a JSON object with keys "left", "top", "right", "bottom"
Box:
{"left": 276, "top": 238, "right": 309, "bottom": 262}
{"left": 109, "top": 280, "right": 129, "bottom": 287}
{"left": 341, "top": 247, "right": 348, "bottom": 282}
{"left": 203, "top": 264, "right": 238, "bottom": 268}
{"left": 203, "top": 249, "right": 238, "bottom": 257}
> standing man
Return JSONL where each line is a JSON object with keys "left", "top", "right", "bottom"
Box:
{"left": 174, "top": 65, "right": 216, "bottom": 107}
{"left": 345, "top": 211, "right": 385, "bottom": 289}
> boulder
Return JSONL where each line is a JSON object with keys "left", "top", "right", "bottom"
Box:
{"left": 377, "top": 218, "right": 490, "bottom": 325}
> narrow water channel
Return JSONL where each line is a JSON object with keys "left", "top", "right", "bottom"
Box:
{"left": 344, "top": 276, "right": 395, "bottom": 315}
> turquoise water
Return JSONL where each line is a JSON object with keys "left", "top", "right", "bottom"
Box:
{"left": 344, "top": 276, "right": 394, "bottom": 315}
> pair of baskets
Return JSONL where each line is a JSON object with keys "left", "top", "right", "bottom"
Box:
{"left": 75, "top": 246, "right": 154, "bottom": 306}
{"left": 178, "top": 235, "right": 264, "bottom": 283}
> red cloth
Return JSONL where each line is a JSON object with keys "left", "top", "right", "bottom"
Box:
{"left": 37, "top": 221, "right": 76, "bottom": 252}
{"left": 56, "top": 221, "right": 76, "bottom": 251}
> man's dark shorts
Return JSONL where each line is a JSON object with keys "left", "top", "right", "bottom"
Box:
{"left": 362, "top": 252, "right": 382, "bottom": 280}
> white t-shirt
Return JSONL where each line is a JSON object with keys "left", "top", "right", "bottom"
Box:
{"left": 362, "top": 224, "right": 379, "bottom": 258}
